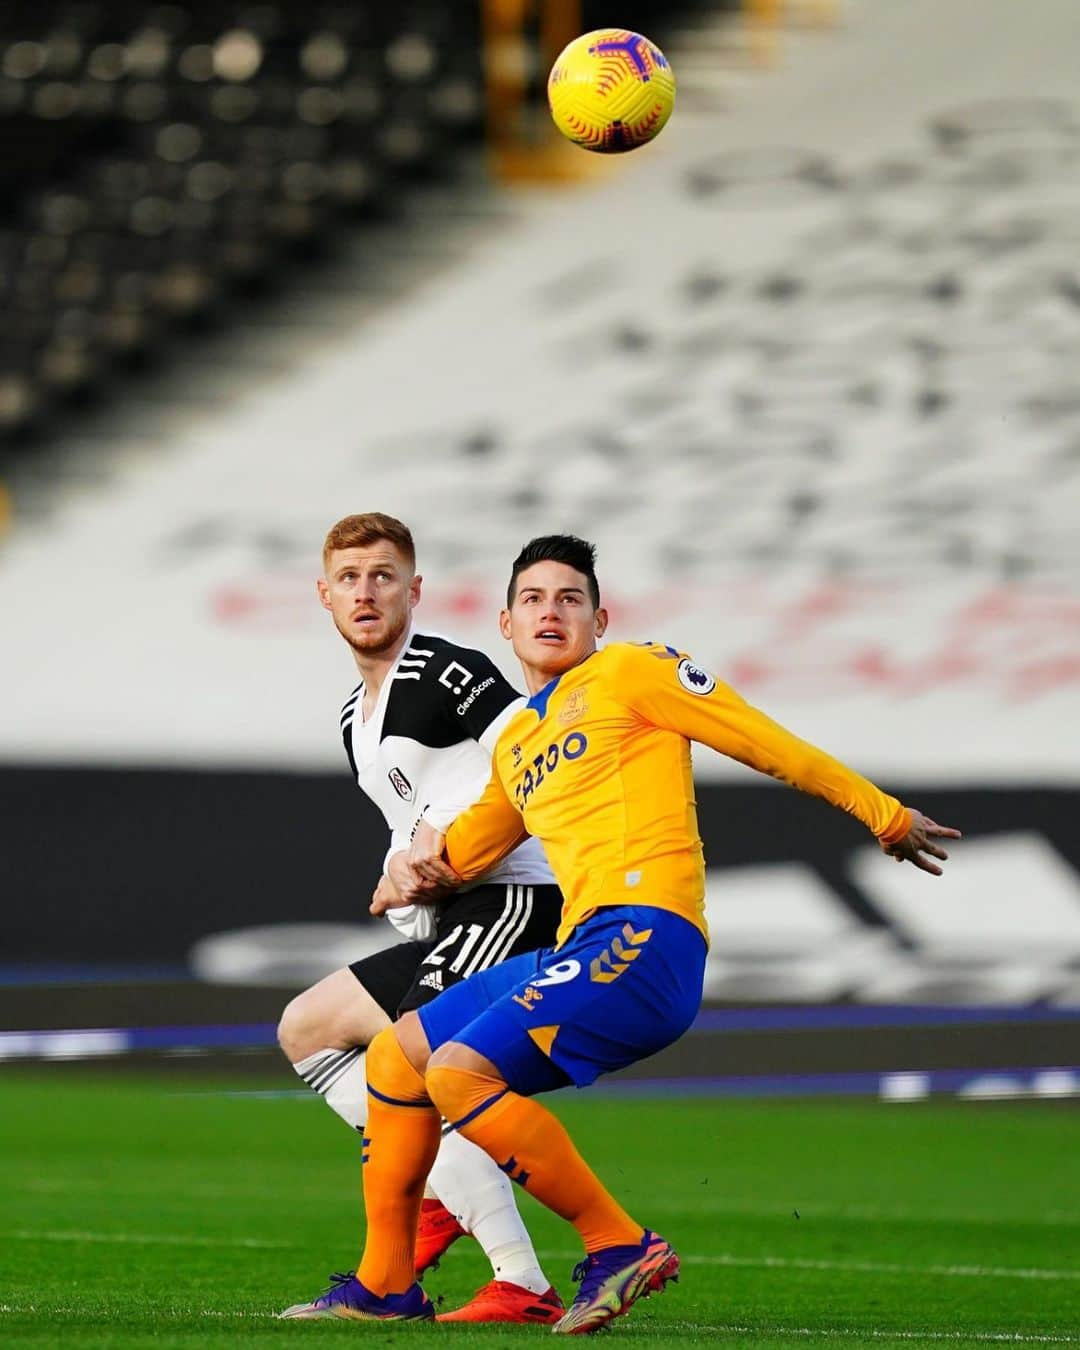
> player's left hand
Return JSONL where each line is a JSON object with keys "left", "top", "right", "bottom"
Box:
{"left": 410, "top": 818, "right": 462, "bottom": 887}
{"left": 370, "top": 873, "right": 408, "bottom": 916}
{"left": 881, "top": 809, "right": 962, "bottom": 875}
{"left": 386, "top": 848, "right": 453, "bottom": 905}
{"left": 369, "top": 851, "right": 452, "bottom": 916}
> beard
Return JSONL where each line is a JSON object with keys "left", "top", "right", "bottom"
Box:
{"left": 334, "top": 607, "right": 409, "bottom": 658}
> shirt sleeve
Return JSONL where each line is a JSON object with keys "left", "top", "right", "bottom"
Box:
{"left": 384, "top": 903, "right": 439, "bottom": 942}
{"left": 419, "top": 696, "right": 526, "bottom": 833}
{"left": 613, "top": 644, "right": 910, "bottom": 843}
{"left": 431, "top": 646, "right": 524, "bottom": 746}
{"left": 442, "top": 766, "right": 529, "bottom": 881}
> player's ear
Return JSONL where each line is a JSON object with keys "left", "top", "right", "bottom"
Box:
{"left": 499, "top": 608, "right": 512, "bottom": 640}
{"left": 594, "top": 607, "right": 609, "bottom": 638}
{"left": 316, "top": 577, "right": 332, "bottom": 612}
{"left": 408, "top": 572, "right": 422, "bottom": 609}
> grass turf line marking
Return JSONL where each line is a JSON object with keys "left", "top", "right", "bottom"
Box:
{"left": 0, "top": 1307, "right": 273, "bottom": 1318}
{"left": 541, "top": 1251, "right": 1080, "bottom": 1282}
{"left": 634, "top": 1198, "right": 1080, "bottom": 1228}
{"left": 174, "top": 1089, "right": 318, "bottom": 1100}
{"left": 685, "top": 1327, "right": 1079, "bottom": 1345}
{"left": 5, "top": 1229, "right": 293, "bottom": 1249}
{"left": 12, "top": 1176, "right": 313, "bottom": 1200}
{"left": 0, "top": 1309, "right": 1075, "bottom": 1339}
{"left": 702, "top": 1254, "right": 1080, "bottom": 1283}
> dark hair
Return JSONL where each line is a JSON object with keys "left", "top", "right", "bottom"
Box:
{"left": 507, "top": 534, "right": 600, "bottom": 608}
{"left": 323, "top": 513, "right": 415, "bottom": 571}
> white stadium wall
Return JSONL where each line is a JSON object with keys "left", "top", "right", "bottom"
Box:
{"left": 2, "top": 0, "right": 1078, "bottom": 992}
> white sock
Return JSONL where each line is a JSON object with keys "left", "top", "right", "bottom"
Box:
{"left": 428, "top": 1128, "right": 550, "bottom": 1294}
{"left": 293, "top": 1047, "right": 368, "bottom": 1132}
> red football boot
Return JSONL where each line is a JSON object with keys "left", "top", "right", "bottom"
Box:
{"left": 414, "top": 1197, "right": 468, "bottom": 1276}
{"left": 436, "top": 1281, "right": 564, "bottom": 1324}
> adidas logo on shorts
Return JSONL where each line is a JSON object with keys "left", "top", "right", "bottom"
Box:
{"left": 418, "top": 969, "right": 444, "bottom": 992}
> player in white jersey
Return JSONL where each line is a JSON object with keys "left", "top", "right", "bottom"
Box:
{"left": 276, "top": 513, "right": 564, "bottom": 1326}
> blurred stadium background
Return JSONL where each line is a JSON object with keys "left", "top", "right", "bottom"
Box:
{"left": 1, "top": 0, "right": 1078, "bottom": 1103}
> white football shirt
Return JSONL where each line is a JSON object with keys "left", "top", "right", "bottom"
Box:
{"left": 340, "top": 627, "right": 554, "bottom": 938}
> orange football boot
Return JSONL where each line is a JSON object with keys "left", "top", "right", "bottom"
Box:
{"left": 437, "top": 1280, "right": 564, "bottom": 1324}
{"left": 414, "top": 1197, "right": 468, "bottom": 1275}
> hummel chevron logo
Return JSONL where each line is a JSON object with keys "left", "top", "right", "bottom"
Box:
{"left": 590, "top": 923, "right": 653, "bottom": 983}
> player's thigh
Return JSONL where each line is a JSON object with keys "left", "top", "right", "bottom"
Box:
{"left": 453, "top": 906, "right": 707, "bottom": 1092}
{"left": 350, "top": 939, "right": 435, "bottom": 1021}
{"left": 277, "top": 968, "right": 388, "bottom": 1061}
{"left": 416, "top": 946, "right": 547, "bottom": 1060}
{"left": 277, "top": 941, "right": 429, "bottom": 1061}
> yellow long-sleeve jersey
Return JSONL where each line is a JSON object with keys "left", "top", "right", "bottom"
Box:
{"left": 443, "top": 642, "right": 910, "bottom": 948}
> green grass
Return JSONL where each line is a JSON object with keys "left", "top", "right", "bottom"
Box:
{"left": 0, "top": 1072, "right": 1077, "bottom": 1347}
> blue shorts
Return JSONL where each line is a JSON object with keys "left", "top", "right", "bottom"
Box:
{"left": 418, "top": 906, "right": 707, "bottom": 1096}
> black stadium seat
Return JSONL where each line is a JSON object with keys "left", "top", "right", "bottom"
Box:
{"left": 0, "top": 0, "right": 485, "bottom": 437}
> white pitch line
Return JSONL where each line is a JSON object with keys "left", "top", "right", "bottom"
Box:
{"left": 541, "top": 1250, "right": 1080, "bottom": 1282}
{"left": 698, "top": 1253, "right": 1080, "bottom": 1283}
{"left": 0, "top": 1306, "right": 272, "bottom": 1318}
{"left": 684, "top": 1326, "right": 1080, "bottom": 1345}
{"left": 12, "top": 1177, "right": 305, "bottom": 1201}
{"left": 5, "top": 1229, "right": 293, "bottom": 1250}
{"left": 174, "top": 1090, "right": 316, "bottom": 1100}
{"left": 813, "top": 1205, "right": 1079, "bottom": 1231}
{"left": 634, "top": 1199, "right": 1080, "bottom": 1229}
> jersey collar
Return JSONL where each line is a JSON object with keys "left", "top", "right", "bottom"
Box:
{"left": 526, "top": 672, "right": 562, "bottom": 720}
{"left": 525, "top": 650, "right": 597, "bottom": 720}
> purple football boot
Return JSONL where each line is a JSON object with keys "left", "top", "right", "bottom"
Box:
{"left": 552, "top": 1229, "right": 679, "bottom": 1335}
{"left": 279, "top": 1271, "right": 434, "bottom": 1321}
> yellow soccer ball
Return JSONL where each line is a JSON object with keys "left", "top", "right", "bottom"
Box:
{"left": 547, "top": 29, "right": 675, "bottom": 154}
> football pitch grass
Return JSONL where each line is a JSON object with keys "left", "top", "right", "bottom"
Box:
{"left": 1, "top": 1072, "right": 1077, "bottom": 1347}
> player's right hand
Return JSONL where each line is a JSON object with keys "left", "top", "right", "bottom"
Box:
{"left": 410, "top": 819, "right": 462, "bottom": 887}
{"left": 881, "top": 809, "right": 962, "bottom": 875}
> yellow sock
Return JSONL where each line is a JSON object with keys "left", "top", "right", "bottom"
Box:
{"left": 356, "top": 1028, "right": 441, "bottom": 1295}
{"left": 427, "top": 1063, "right": 643, "bottom": 1252}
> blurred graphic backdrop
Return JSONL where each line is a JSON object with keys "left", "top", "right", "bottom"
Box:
{"left": 2, "top": 0, "right": 1078, "bottom": 1092}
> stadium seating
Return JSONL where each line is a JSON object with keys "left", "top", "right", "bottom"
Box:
{"left": 0, "top": 1, "right": 484, "bottom": 439}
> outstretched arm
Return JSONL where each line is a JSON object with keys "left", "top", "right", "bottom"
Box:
{"left": 621, "top": 646, "right": 961, "bottom": 870}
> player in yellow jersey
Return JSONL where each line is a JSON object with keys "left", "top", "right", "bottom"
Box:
{"left": 293, "top": 535, "right": 960, "bottom": 1332}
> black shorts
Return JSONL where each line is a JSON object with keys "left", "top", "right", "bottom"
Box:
{"left": 350, "top": 882, "right": 563, "bottom": 1020}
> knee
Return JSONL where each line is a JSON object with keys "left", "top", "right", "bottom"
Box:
{"left": 366, "top": 1024, "right": 402, "bottom": 1078}
{"left": 367, "top": 1020, "right": 430, "bottom": 1079}
{"left": 426, "top": 1048, "right": 504, "bottom": 1125}
{"left": 426, "top": 1041, "right": 472, "bottom": 1101}
{"left": 277, "top": 985, "right": 345, "bottom": 1063}
{"left": 276, "top": 994, "right": 308, "bottom": 1062}
{"left": 425, "top": 1061, "right": 462, "bottom": 1121}
{"left": 366, "top": 1022, "right": 432, "bottom": 1104}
